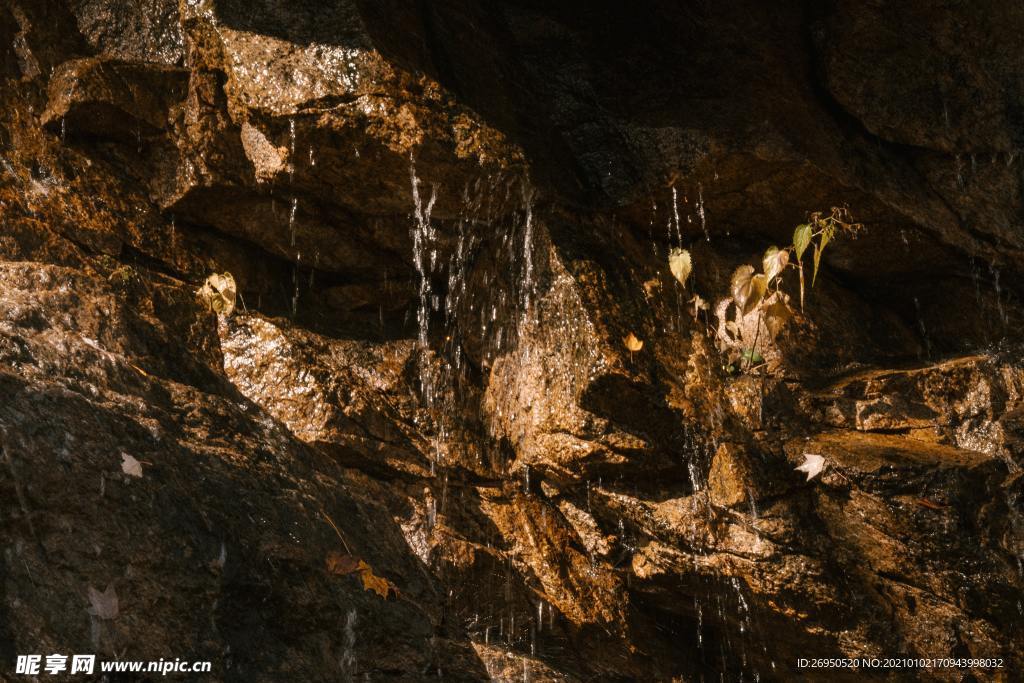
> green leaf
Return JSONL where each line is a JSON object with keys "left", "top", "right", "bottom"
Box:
{"left": 762, "top": 245, "right": 789, "bottom": 283}
{"left": 730, "top": 265, "right": 767, "bottom": 315}
{"left": 668, "top": 248, "right": 692, "bottom": 287}
{"left": 730, "top": 265, "right": 755, "bottom": 308}
{"left": 793, "top": 223, "right": 812, "bottom": 261}
{"left": 740, "top": 348, "right": 764, "bottom": 365}
{"left": 819, "top": 223, "right": 836, "bottom": 252}
{"left": 744, "top": 274, "right": 768, "bottom": 315}
{"left": 812, "top": 243, "right": 823, "bottom": 286}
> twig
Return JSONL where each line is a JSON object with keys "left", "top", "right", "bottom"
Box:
{"left": 319, "top": 506, "right": 353, "bottom": 554}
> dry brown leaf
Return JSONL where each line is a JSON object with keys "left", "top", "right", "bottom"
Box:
{"left": 197, "top": 272, "right": 237, "bottom": 316}
{"left": 120, "top": 453, "right": 143, "bottom": 478}
{"left": 914, "top": 498, "right": 948, "bottom": 510}
{"left": 623, "top": 332, "right": 644, "bottom": 352}
{"left": 87, "top": 584, "right": 119, "bottom": 620}
{"left": 763, "top": 300, "right": 794, "bottom": 339}
{"left": 326, "top": 552, "right": 361, "bottom": 576}
{"left": 795, "top": 453, "right": 825, "bottom": 481}
{"left": 327, "top": 554, "right": 396, "bottom": 598}
{"left": 689, "top": 294, "right": 708, "bottom": 319}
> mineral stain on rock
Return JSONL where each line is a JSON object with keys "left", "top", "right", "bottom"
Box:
{"left": 1, "top": 1, "right": 1023, "bottom": 681}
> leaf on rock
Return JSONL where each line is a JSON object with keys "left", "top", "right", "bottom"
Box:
{"left": 668, "top": 248, "right": 692, "bottom": 287}
{"left": 795, "top": 453, "right": 826, "bottom": 481}
{"left": 358, "top": 560, "right": 392, "bottom": 599}
{"left": 326, "top": 552, "right": 362, "bottom": 576}
{"left": 762, "top": 246, "right": 789, "bottom": 282}
{"left": 793, "top": 223, "right": 812, "bottom": 261}
{"left": 121, "top": 453, "right": 143, "bottom": 478}
{"left": 197, "top": 272, "right": 237, "bottom": 316}
{"left": 327, "top": 554, "right": 396, "bottom": 599}
{"left": 623, "top": 332, "right": 644, "bottom": 352}
{"left": 88, "top": 584, "right": 119, "bottom": 620}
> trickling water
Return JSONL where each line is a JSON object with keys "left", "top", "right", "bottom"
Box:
{"left": 288, "top": 117, "right": 296, "bottom": 182}
{"left": 426, "top": 493, "right": 437, "bottom": 530}
{"left": 289, "top": 197, "right": 298, "bottom": 247}
{"left": 309, "top": 250, "right": 319, "bottom": 289}
{"left": 913, "top": 297, "right": 931, "bottom": 359}
{"left": 969, "top": 257, "right": 983, "bottom": 305}
{"left": 410, "top": 159, "right": 439, "bottom": 471}
{"left": 990, "top": 261, "right": 1008, "bottom": 324}
{"left": 521, "top": 184, "right": 535, "bottom": 317}
{"left": 409, "top": 161, "right": 539, "bottom": 480}
{"left": 291, "top": 253, "right": 301, "bottom": 319}
{"left": 697, "top": 183, "right": 709, "bottom": 242}
{"left": 339, "top": 609, "right": 357, "bottom": 677}
{"left": 670, "top": 186, "right": 683, "bottom": 248}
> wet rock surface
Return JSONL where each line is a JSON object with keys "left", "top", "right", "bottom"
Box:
{"left": 1, "top": 1, "right": 1023, "bottom": 681}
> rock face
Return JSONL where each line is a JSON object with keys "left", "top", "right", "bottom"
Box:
{"left": 1, "top": 1, "right": 1023, "bottom": 681}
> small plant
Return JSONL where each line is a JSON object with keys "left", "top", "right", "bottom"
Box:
{"left": 667, "top": 207, "right": 861, "bottom": 374}
{"left": 197, "top": 272, "right": 237, "bottom": 316}
{"left": 792, "top": 207, "right": 862, "bottom": 310}
{"left": 108, "top": 265, "right": 138, "bottom": 287}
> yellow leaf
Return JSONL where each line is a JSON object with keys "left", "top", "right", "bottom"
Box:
{"left": 762, "top": 246, "right": 789, "bottom": 283}
{"left": 741, "top": 274, "right": 765, "bottom": 317}
{"left": 623, "top": 332, "right": 644, "bottom": 352}
{"left": 792, "top": 223, "right": 812, "bottom": 261}
{"left": 197, "top": 272, "right": 237, "bottom": 316}
{"left": 357, "top": 561, "right": 392, "bottom": 599}
{"left": 668, "top": 248, "right": 692, "bottom": 287}
{"left": 763, "top": 300, "right": 794, "bottom": 339}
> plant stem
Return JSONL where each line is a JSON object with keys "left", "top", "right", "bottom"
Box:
{"left": 746, "top": 309, "right": 763, "bottom": 372}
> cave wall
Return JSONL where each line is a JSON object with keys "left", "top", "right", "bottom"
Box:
{"left": 1, "top": 1, "right": 1023, "bottom": 680}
